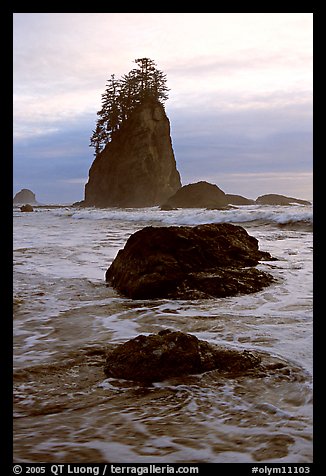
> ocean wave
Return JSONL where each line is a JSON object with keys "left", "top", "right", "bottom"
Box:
{"left": 68, "top": 205, "right": 313, "bottom": 230}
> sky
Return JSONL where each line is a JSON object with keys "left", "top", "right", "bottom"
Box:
{"left": 13, "top": 13, "right": 313, "bottom": 204}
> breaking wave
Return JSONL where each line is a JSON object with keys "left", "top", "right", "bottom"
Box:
{"left": 66, "top": 205, "right": 313, "bottom": 230}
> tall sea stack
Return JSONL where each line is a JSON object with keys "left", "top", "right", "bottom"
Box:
{"left": 84, "top": 99, "right": 181, "bottom": 208}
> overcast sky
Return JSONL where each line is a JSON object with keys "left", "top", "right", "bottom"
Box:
{"left": 13, "top": 13, "right": 313, "bottom": 204}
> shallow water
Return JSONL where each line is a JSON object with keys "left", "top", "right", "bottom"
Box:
{"left": 13, "top": 204, "right": 313, "bottom": 463}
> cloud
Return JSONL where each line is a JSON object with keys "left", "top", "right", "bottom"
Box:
{"left": 13, "top": 91, "right": 99, "bottom": 139}
{"left": 14, "top": 13, "right": 312, "bottom": 132}
{"left": 13, "top": 13, "right": 313, "bottom": 203}
{"left": 60, "top": 178, "right": 88, "bottom": 184}
{"left": 167, "top": 50, "right": 312, "bottom": 85}
{"left": 202, "top": 172, "right": 313, "bottom": 201}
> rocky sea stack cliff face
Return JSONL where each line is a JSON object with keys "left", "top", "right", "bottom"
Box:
{"left": 84, "top": 99, "right": 181, "bottom": 208}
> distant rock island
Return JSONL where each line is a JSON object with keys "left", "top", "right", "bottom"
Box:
{"left": 226, "top": 194, "right": 255, "bottom": 205}
{"left": 255, "top": 194, "right": 311, "bottom": 206}
{"left": 161, "top": 181, "right": 229, "bottom": 210}
{"left": 160, "top": 182, "right": 310, "bottom": 209}
{"left": 13, "top": 189, "right": 37, "bottom": 205}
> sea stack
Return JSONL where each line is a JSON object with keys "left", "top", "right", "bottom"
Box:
{"left": 13, "top": 189, "right": 37, "bottom": 205}
{"left": 255, "top": 194, "right": 311, "bottom": 206}
{"left": 161, "top": 181, "right": 229, "bottom": 209}
{"left": 84, "top": 99, "right": 181, "bottom": 207}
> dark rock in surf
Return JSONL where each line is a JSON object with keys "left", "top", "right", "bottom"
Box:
{"left": 72, "top": 200, "right": 87, "bottom": 207}
{"left": 256, "top": 194, "right": 311, "bottom": 206}
{"left": 104, "top": 329, "right": 262, "bottom": 382}
{"left": 84, "top": 99, "right": 181, "bottom": 207}
{"left": 105, "top": 223, "right": 275, "bottom": 300}
{"left": 160, "top": 181, "right": 229, "bottom": 209}
{"left": 20, "top": 204, "right": 34, "bottom": 212}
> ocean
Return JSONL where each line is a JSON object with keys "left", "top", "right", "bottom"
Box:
{"left": 13, "top": 203, "right": 313, "bottom": 463}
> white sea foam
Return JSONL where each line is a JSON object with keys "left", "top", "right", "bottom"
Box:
{"left": 68, "top": 204, "right": 313, "bottom": 228}
{"left": 13, "top": 204, "right": 313, "bottom": 463}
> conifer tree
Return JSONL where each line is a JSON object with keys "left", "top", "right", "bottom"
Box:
{"left": 90, "top": 58, "right": 169, "bottom": 155}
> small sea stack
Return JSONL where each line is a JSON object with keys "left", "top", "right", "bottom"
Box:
{"left": 161, "top": 181, "right": 229, "bottom": 209}
{"left": 14, "top": 189, "right": 37, "bottom": 205}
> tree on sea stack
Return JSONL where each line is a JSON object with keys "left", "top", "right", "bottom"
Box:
{"left": 84, "top": 58, "right": 181, "bottom": 208}
{"left": 90, "top": 58, "right": 169, "bottom": 155}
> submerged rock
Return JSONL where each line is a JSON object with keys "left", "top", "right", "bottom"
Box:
{"left": 20, "top": 204, "right": 34, "bottom": 212}
{"left": 84, "top": 99, "right": 181, "bottom": 207}
{"left": 256, "top": 194, "right": 311, "bottom": 206}
{"left": 104, "top": 329, "right": 262, "bottom": 382}
{"left": 161, "top": 181, "right": 228, "bottom": 209}
{"left": 106, "top": 223, "right": 275, "bottom": 300}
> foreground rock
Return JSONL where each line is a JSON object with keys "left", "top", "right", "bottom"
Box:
{"left": 104, "top": 329, "right": 303, "bottom": 383}
{"left": 20, "top": 204, "right": 34, "bottom": 212}
{"left": 106, "top": 223, "right": 275, "bottom": 299}
{"left": 104, "top": 329, "right": 262, "bottom": 382}
{"left": 84, "top": 99, "right": 181, "bottom": 207}
{"left": 161, "top": 181, "right": 229, "bottom": 209}
{"left": 14, "top": 189, "right": 37, "bottom": 205}
{"left": 256, "top": 194, "right": 311, "bottom": 206}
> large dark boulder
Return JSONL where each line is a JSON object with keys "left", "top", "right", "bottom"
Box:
{"left": 84, "top": 99, "right": 181, "bottom": 207}
{"left": 106, "top": 223, "right": 275, "bottom": 300}
{"left": 104, "top": 329, "right": 262, "bottom": 382}
{"left": 256, "top": 194, "right": 311, "bottom": 206}
{"left": 161, "top": 181, "right": 229, "bottom": 209}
